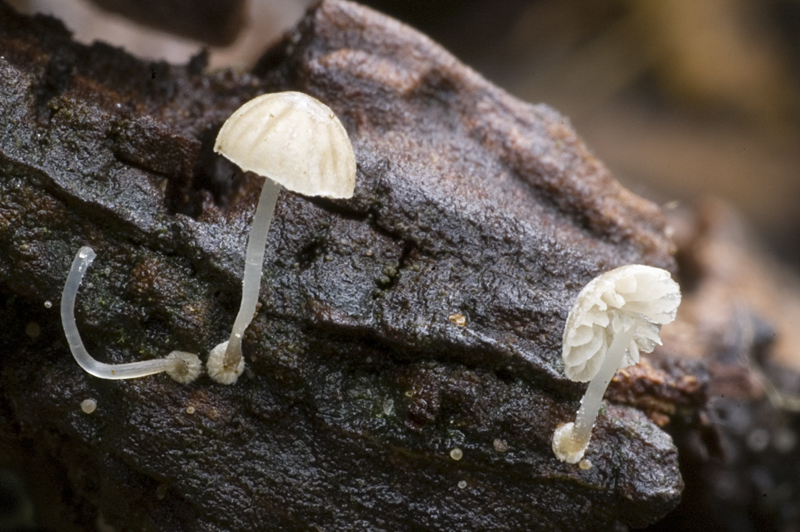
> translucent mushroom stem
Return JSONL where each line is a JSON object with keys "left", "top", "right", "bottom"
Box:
{"left": 61, "top": 246, "right": 202, "bottom": 383}
{"left": 572, "top": 322, "right": 635, "bottom": 443}
{"left": 552, "top": 322, "right": 636, "bottom": 463}
{"left": 208, "top": 177, "right": 282, "bottom": 384}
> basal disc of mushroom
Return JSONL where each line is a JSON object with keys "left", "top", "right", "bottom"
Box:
{"left": 214, "top": 91, "right": 356, "bottom": 198}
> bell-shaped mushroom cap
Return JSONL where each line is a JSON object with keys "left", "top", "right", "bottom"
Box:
{"left": 214, "top": 91, "right": 356, "bottom": 199}
{"left": 561, "top": 265, "right": 681, "bottom": 382}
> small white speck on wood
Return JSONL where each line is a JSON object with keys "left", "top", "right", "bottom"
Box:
{"left": 81, "top": 398, "right": 97, "bottom": 414}
{"left": 493, "top": 438, "right": 509, "bottom": 452}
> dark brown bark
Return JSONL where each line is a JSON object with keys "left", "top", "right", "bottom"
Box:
{"left": 0, "top": 1, "right": 703, "bottom": 530}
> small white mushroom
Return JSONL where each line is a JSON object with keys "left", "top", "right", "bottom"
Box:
{"left": 61, "top": 247, "right": 203, "bottom": 383}
{"left": 552, "top": 265, "right": 681, "bottom": 464}
{"left": 207, "top": 91, "right": 356, "bottom": 385}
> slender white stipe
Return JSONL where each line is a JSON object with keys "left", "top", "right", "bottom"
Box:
{"left": 207, "top": 92, "right": 356, "bottom": 384}
{"left": 61, "top": 246, "right": 202, "bottom": 383}
{"left": 552, "top": 265, "right": 681, "bottom": 464}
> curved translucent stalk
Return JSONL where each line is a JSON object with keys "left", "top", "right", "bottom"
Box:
{"left": 552, "top": 322, "right": 635, "bottom": 463}
{"left": 61, "top": 246, "right": 202, "bottom": 383}
{"left": 207, "top": 178, "right": 282, "bottom": 384}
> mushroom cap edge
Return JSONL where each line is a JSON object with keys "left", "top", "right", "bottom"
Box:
{"left": 214, "top": 91, "right": 356, "bottom": 199}
{"left": 561, "top": 264, "right": 681, "bottom": 382}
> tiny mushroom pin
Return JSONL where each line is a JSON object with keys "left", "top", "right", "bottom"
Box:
{"left": 61, "top": 247, "right": 203, "bottom": 383}
{"left": 206, "top": 91, "right": 356, "bottom": 385}
{"left": 551, "top": 264, "right": 681, "bottom": 464}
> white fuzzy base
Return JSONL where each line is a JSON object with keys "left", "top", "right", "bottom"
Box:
{"left": 206, "top": 341, "right": 245, "bottom": 385}
{"left": 552, "top": 422, "right": 589, "bottom": 464}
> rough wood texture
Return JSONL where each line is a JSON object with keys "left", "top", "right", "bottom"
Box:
{"left": 0, "top": 1, "right": 696, "bottom": 530}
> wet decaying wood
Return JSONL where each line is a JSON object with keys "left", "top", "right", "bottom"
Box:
{"left": 0, "top": 1, "right": 711, "bottom": 530}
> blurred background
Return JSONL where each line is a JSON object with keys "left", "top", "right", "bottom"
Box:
{"left": 8, "top": 0, "right": 800, "bottom": 267}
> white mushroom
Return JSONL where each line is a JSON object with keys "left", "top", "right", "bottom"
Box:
{"left": 61, "top": 246, "right": 203, "bottom": 383}
{"left": 551, "top": 264, "right": 681, "bottom": 464}
{"left": 207, "top": 91, "right": 356, "bottom": 385}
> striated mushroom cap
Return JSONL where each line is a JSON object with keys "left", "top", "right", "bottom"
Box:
{"left": 562, "top": 265, "right": 681, "bottom": 382}
{"left": 214, "top": 91, "right": 356, "bottom": 199}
